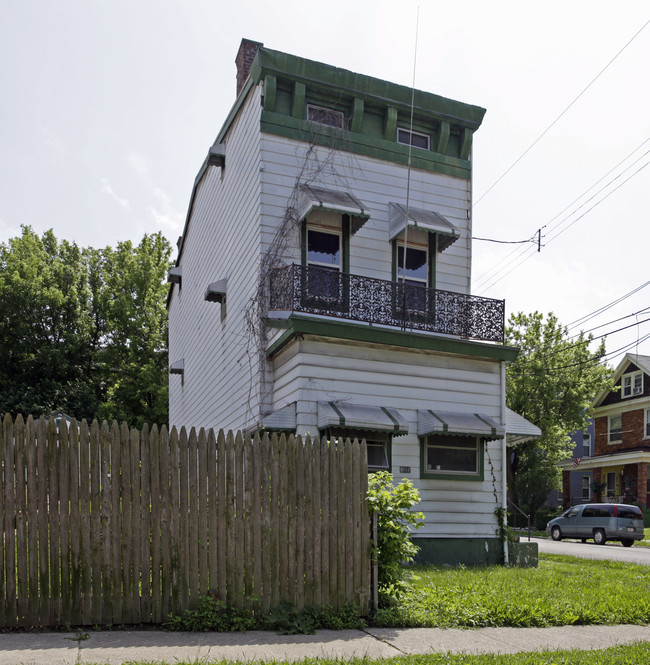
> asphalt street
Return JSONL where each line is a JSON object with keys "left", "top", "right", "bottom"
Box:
{"left": 530, "top": 536, "right": 650, "bottom": 565}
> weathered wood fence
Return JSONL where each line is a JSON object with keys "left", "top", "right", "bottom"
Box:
{"left": 0, "top": 414, "right": 370, "bottom": 628}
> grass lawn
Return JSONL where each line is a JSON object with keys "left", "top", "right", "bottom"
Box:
{"left": 373, "top": 554, "right": 650, "bottom": 628}
{"left": 115, "top": 643, "right": 650, "bottom": 664}
{"left": 636, "top": 527, "right": 650, "bottom": 547}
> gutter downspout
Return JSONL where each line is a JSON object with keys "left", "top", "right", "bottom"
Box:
{"left": 501, "top": 360, "right": 509, "bottom": 564}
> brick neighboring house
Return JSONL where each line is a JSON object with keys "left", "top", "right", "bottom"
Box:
{"left": 560, "top": 354, "right": 650, "bottom": 509}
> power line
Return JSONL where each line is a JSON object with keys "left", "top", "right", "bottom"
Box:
{"left": 474, "top": 19, "right": 650, "bottom": 206}
{"left": 475, "top": 158, "right": 649, "bottom": 294}
{"left": 473, "top": 138, "right": 650, "bottom": 290}
{"left": 567, "top": 281, "right": 650, "bottom": 330}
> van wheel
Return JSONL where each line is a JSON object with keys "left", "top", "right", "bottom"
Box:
{"left": 621, "top": 538, "right": 634, "bottom": 548}
{"left": 551, "top": 526, "right": 562, "bottom": 541}
{"left": 594, "top": 529, "right": 607, "bottom": 545}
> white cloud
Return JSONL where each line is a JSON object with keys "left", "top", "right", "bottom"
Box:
{"left": 149, "top": 186, "right": 183, "bottom": 232}
{"left": 128, "top": 152, "right": 150, "bottom": 179}
{"left": 38, "top": 126, "right": 66, "bottom": 157}
{"left": 100, "top": 178, "right": 131, "bottom": 210}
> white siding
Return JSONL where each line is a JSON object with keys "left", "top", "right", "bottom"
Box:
{"left": 169, "top": 85, "right": 264, "bottom": 431}
{"left": 270, "top": 336, "right": 504, "bottom": 538}
{"left": 259, "top": 134, "right": 471, "bottom": 293}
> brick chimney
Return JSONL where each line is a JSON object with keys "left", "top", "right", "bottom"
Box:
{"left": 236, "top": 38, "right": 263, "bottom": 96}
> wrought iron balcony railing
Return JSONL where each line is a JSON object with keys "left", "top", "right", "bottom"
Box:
{"left": 268, "top": 264, "right": 505, "bottom": 343}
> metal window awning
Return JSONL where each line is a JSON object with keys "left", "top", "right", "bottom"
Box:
{"left": 389, "top": 202, "right": 460, "bottom": 252}
{"left": 167, "top": 265, "right": 182, "bottom": 284}
{"left": 506, "top": 407, "right": 541, "bottom": 446}
{"left": 297, "top": 184, "right": 369, "bottom": 235}
{"left": 204, "top": 278, "right": 227, "bottom": 303}
{"left": 318, "top": 401, "right": 408, "bottom": 435}
{"left": 207, "top": 143, "right": 225, "bottom": 168}
{"left": 262, "top": 402, "right": 296, "bottom": 431}
{"left": 418, "top": 409, "right": 504, "bottom": 440}
{"left": 169, "top": 359, "right": 184, "bottom": 375}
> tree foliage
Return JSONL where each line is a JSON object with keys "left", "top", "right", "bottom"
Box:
{"left": 366, "top": 471, "right": 424, "bottom": 602}
{"left": 505, "top": 311, "right": 614, "bottom": 517}
{"left": 0, "top": 226, "right": 171, "bottom": 426}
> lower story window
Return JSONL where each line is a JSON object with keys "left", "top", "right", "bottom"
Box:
{"left": 582, "top": 475, "right": 591, "bottom": 501}
{"left": 324, "top": 429, "right": 391, "bottom": 472}
{"left": 421, "top": 435, "right": 482, "bottom": 480}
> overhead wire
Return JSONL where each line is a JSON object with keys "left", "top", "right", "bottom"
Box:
{"left": 474, "top": 19, "right": 649, "bottom": 206}
{"left": 473, "top": 138, "right": 650, "bottom": 292}
{"left": 474, "top": 150, "right": 650, "bottom": 294}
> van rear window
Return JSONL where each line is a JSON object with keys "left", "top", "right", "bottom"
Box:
{"left": 616, "top": 505, "right": 643, "bottom": 519}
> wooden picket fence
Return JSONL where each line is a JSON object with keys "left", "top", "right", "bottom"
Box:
{"left": 0, "top": 414, "right": 370, "bottom": 628}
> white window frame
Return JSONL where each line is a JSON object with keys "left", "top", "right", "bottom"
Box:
{"left": 645, "top": 408, "right": 650, "bottom": 439}
{"left": 307, "top": 104, "right": 344, "bottom": 129}
{"left": 581, "top": 475, "right": 591, "bottom": 501}
{"left": 397, "top": 127, "right": 430, "bottom": 150}
{"left": 582, "top": 433, "right": 591, "bottom": 457}
{"left": 608, "top": 414, "right": 622, "bottom": 444}
{"left": 621, "top": 370, "right": 643, "bottom": 398}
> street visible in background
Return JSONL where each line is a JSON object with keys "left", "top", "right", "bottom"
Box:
{"left": 531, "top": 537, "right": 650, "bottom": 566}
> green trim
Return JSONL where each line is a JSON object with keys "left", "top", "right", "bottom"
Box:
{"left": 292, "top": 81, "right": 305, "bottom": 119}
{"left": 437, "top": 121, "right": 450, "bottom": 154}
{"left": 380, "top": 407, "right": 401, "bottom": 433}
{"left": 475, "top": 413, "right": 498, "bottom": 438}
{"left": 300, "top": 221, "right": 307, "bottom": 266}
{"left": 460, "top": 127, "right": 473, "bottom": 160}
{"left": 265, "top": 314, "right": 520, "bottom": 361}
{"left": 342, "top": 215, "right": 350, "bottom": 273}
{"left": 412, "top": 537, "right": 502, "bottom": 566}
{"left": 263, "top": 75, "right": 277, "bottom": 112}
{"left": 266, "top": 318, "right": 291, "bottom": 329}
{"left": 260, "top": 111, "right": 472, "bottom": 179}
{"left": 384, "top": 106, "right": 397, "bottom": 141}
{"left": 351, "top": 98, "right": 364, "bottom": 133}
{"left": 250, "top": 47, "right": 486, "bottom": 129}
{"left": 328, "top": 401, "right": 346, "bottom": 426}
{"left": 420, "top": 434, "right": 485, "bottom": 482}
{"left": 428, "top": 233, "right": 437, "bottom": 290}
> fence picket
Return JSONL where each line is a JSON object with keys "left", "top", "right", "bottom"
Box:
{"left": 0, "top": 415, "right": 370, "bottom": 627}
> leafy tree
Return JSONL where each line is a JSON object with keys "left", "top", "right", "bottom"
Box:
{"left": 505, "top": 311, "right": 614, "bottom": 519}
{"left": 0, "top": 226, "right": 171, "bottom": 426}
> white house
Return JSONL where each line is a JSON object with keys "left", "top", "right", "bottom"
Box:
{"left": 168, "top": 39, "right": 539, "bottom": 565}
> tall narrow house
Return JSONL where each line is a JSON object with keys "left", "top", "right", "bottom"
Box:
{"left": 168, "top": 39, "right": 538, "bottom": 564}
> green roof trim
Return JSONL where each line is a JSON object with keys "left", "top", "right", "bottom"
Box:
{"left": 250, "top": 48, "right": 486, "bottom": 129}
{"left": 266, "top": 314, "right": 519, "bottom": 361}
{"left": 260, "top": 111, "right": 472, "bottom": 179}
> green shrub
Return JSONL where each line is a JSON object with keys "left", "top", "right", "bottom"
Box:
{"left": 165, "top": 595, "right": 364, "bottom": 634}
{"left": 367, "top": 471, "right": 424, "bottom": 602}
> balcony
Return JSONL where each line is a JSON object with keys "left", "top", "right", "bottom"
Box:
{"left": 268, "top": 264, "right": 505, "bottom": 343}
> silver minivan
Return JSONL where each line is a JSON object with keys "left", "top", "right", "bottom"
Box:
{"left": 546, "top": 503, "right": 644, "bottom": 547}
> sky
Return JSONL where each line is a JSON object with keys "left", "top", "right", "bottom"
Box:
{"left": 1, "top": 1, "right": 649, "bottom": 367}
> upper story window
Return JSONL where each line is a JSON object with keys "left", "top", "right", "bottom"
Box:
{"left": 397, "top": 244, "right": 428, "bottom": 286}
{"left": 307, "top": 104, "right": 344, "bottom": 129}
{"left": 582, "top": 433, "right": 591, "bottom": 457}
{"left": 397, "top": 128, "right": 430, "bottom": 150}
{"left": 621, "top": 371, "right": 643, "bottom": 398}
{"left": 306, "top": 227, "right": 342, "bottom": 301}
{"left": 609, "top": 414, "right": 622, "bottom": 443}
{"left": 645, "top": 409, "right": 650, "bottom": 438}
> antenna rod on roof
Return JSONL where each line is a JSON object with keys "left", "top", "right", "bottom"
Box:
{"left": 401, "top": 6, "right": 420, "bottom": 330}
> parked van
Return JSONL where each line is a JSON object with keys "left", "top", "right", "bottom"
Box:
{"left": 545, "top": 503, "right": 644, "bottom": 547}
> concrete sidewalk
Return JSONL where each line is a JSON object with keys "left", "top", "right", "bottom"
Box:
{"left": 0, "top": 625, "right": 649, "bottom": 664}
